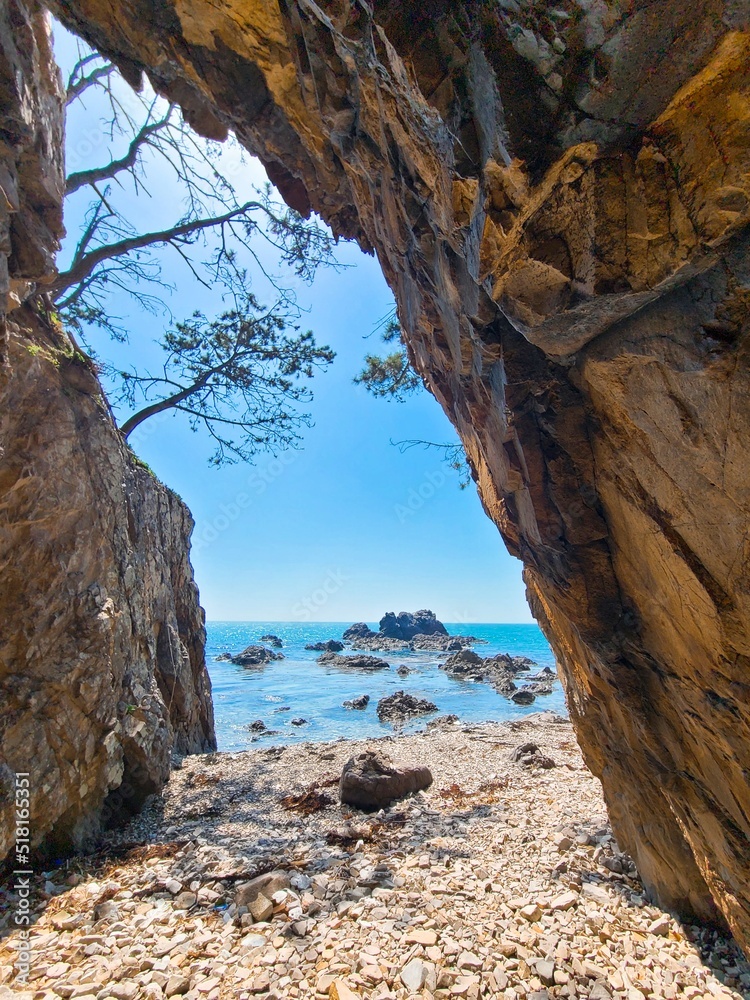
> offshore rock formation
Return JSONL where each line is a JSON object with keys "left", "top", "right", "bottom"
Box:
{"left": 317, "top": 651, "right": 391, "bottom": 672}
{"left": 0, "top": 2, "right": 215, "bottom": 859}
{"left": 230, "top": 644, "right": 285, "bottom": 666}
{"left": 344, "top": 610, "right": 478, "bottom": 651}
{"left": 5, "top": 0, "right": 749, "bottom": 952}
{"left": 379, "top": 610, "right": 448, "bottom": 640}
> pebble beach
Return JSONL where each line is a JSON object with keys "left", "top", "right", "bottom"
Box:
{"left": 1, "top": 714, "right": 748, "bottom": 1000}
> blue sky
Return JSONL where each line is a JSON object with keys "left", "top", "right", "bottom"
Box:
{"left": 54, "top": 23, "right": 532, "bottom": 624}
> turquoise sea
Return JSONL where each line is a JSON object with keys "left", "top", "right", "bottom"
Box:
{"left": 206, "top": 621, "right": 567, "bottom": 751}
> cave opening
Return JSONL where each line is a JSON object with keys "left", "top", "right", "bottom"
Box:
{"left": 1, "top": 0, "right": 750, "bottom": 990}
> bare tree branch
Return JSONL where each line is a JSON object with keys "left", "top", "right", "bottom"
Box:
{"left": 391, "top": 438, "right": 472, "bottom": 488}
{"left": 66, "top": 58, "right": 115, "bottom": 105}
{"left": 50, "top": 202, "right": 263, "bottom": 298}
{"left": 66, "top": 113, "right": 173, "bottom": 194}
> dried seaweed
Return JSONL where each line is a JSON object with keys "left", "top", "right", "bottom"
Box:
{"left": 438, "top": 777, "right": 509, "bottom": 806}
{"left": 280, "top": 783, "right": 334, "bottom": 815}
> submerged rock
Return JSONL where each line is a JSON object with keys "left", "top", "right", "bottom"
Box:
{"left": 343, "top": 695, "right": 370, "bottom": 710}
{"left": 248, "top": 719, "right": 281, "bottom": 740}
{"left": 410, "top": 633, "right": 471, "bottom": 651}
{"left": 397, "top": 664, "right": 415, "bottom": 677}
{"left": 339, "top": 750, "right": 433, "bottom": 809}
{"left": 350, "top": 633, "right": 410, "bottom": 652}
{"left": 317, "top": 652, "right": 390, "bottom": 671}
{"left": 377, "top": 690, "right": 438, "bottom": 724}
{"left": 290, "top": 717, "right": 308, "bottom": 726}
{"left": 231, "top": 645, "right": 284, "bottom": 667}
{"left": 512, "top": 690, "right": 536, "bottom": 706}
{"left": 259, "top": 634, "right": 283, "bottom": 648}
{"left": 305, "top": 639, "right": 345, "bottom": 652}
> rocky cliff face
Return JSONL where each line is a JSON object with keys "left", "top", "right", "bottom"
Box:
{"left": 0, "top": 1, "right": 215, "bottom": 859}
{"left": 45, "top": 0, "right": 750, "bottom": 949}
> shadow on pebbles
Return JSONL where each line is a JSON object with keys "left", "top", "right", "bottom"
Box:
{"left": 1, "top": 714, "right": 749, "bottom": 1000}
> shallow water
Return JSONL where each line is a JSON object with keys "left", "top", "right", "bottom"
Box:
{"left": 206, "top": 621, "right": 567, "bottom": 751}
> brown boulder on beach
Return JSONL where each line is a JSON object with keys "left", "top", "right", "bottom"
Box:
{"left": 339, "top": 750, "right": 432, "bottom": 809}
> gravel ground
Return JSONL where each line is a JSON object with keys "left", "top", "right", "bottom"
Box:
{"left": 1, "top": 713, "right": 748, "bottom": 1000}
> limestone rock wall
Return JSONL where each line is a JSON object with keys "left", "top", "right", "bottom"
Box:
{"left": 0, "top": 1, "right": 215, "bottom": 860}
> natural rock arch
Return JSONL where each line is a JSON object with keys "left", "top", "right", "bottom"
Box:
{"left": 2, "top": 0, "right": 750, "bottom": 954}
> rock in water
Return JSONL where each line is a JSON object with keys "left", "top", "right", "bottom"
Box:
{"left": 259, "top": 634, "right": 283, "bottom": 648}
{"left": 443, "top": 648, "right": 484, "bottom": 675}
{"left": 343, "top": 695, "right": 370, "bottom": 710}
{"left": 349, "top": 633, "right": 411, "bottom": 652}
{"left": 379, "top": 609, "right": 448, "bottom": 640}
{"left": 304, "top": 639, "right": 344, "bottom": 652}
{"left": 443, "top": 649, "right": 545, "bottom": 698}
{"left": 342, "top": 622, "right": 375, "bottom": 641}
{"left": 317, "top": 652, "right": 390, "bottom": 671}
{"left": 410, "top": 633, "right": 470, "bottom": 651}
{"left": 340, "top": 750, "right": 433, "bottom": 808}
{"left": 231, "top": 645, "right": 284, "bottom": 666}
{"left": 376, "top": 690, "right": 438, "bottom": 723}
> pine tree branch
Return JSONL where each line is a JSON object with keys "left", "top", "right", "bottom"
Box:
{"left": 120, "top": 372, "right": 212, "bottom": 437}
